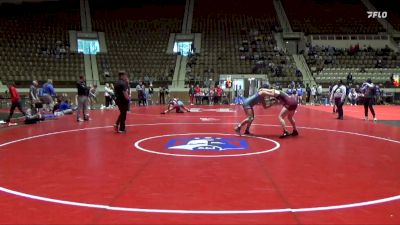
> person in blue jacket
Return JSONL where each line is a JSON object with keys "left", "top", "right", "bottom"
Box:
{"left": 296, "top": 84, "right": 304, "bottom": 105}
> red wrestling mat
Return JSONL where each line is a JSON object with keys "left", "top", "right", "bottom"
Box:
{"left": 0, "top": 105, "right": 399, "bottom": 225}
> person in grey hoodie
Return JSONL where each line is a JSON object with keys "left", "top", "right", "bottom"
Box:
{"left": 360, "top": 78, "right": 377, "bottom": 121}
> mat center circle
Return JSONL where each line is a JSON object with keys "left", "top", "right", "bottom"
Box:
{"left": 134, "top": 133, "right": 280, "bottom": 158}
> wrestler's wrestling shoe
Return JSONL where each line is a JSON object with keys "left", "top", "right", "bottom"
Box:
{"left": 279, "top": 131, "right": 290, "bottom": 138}
{"left": 234, "top": 126, "right": 241, "bottom": 136}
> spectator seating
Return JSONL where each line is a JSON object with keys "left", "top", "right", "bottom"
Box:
{"left": 305, "top": 45, "right": 400, "bottom": 70}
{"left": 91, "top": 0, "right": 185, "bottom": 86}
{"left": 188, "top": 0, "right": 298, "bottom": 86}
{"left": 315, "top": 68, "right": 398, "bottom": 85}
{"left": 283, "top": 0, "right": 385, "bottom": 34}
{"left": 306, "top": 45, "right": 400, "bottom": 86}
{"left": 0, "top": 0, "right": 84, "bottom": 87}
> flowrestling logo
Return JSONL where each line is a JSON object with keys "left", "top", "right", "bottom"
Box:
{"left": 165, "top": 137, "right": 248, "bottom": 151}
{"left": 367, "top": 11, "right": 387, "bottom": 19}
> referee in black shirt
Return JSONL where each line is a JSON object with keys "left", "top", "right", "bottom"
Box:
{"left": 114, "top": 71, "right": 130, "bottom": 133}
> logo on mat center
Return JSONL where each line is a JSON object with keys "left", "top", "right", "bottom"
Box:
{"left": 165, "top": 137, "right": 248, "bottom": 151}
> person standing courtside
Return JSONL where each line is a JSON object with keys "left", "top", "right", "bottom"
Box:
{"left": 76, "top": 75, "right": 90, "bottom": 122}
{"left": 310, "top": 85, "right": 316, "bottom": 105}
{"left": 316, "top": 84, "right": 323, "bottom": 105}
{"left": 89, "top": 84, "right": 98, "bottom": 110}
{"left": 305, "top": 83, "right": 311, "bottom": 104}
{"left": 29, "top": 80, "right": 40, "bottom": 114}
{"left": 189, "top": 84, "right": 195, "bottom": 105}
{"left": 114, "top": 71, "right": 130, "bottom": 133}
{"left": 330, "top": 80, "right": 346, "bottom": 120}
{"left": 159, "top": 85, "right": 166, "bottom": 104}
{"left": 42, "top": 79, "right": 56, "bottom": 111}
{"left": 361, "top": 78, "right": 377, "bottom": 122}
{"left": 136, "top": 82, "right": 145, "bottom": 106}
{"left": 104, "top": 83, "right": 113, "bottom": 108}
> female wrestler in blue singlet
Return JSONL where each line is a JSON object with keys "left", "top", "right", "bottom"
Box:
{"left": 234, "top": 84, "right": 271, "bottom": 135}
{"left": 161, "top": 98, "right": 190, "bottom": 114}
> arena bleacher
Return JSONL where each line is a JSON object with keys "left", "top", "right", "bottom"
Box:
{"left": 0, "top": 0, "right": 398, "bottom": 91}
{"left": 305, "top": 44, "right": 400, "bottom": 86}
{"left": 282, "top": 0, "right": 385, "bottom": 34}
{"left": 0, "top": 0, "right": 83, "bottom": 87}
{"left": 91, "top": 0, "right": 185, "bottom": 86}
{"left": 189, "top": 0, "right": 298, "bottom": 86}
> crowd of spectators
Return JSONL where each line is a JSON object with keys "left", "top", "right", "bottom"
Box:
{"left": 188, "top": 84, "right": 227, "bottom": 105}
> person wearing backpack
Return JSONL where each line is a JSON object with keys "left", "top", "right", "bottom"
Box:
{"left": 360, "top": 78, "right": 377, "bottom": 122}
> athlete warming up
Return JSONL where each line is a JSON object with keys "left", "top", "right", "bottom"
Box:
{"left": 234, "top": 84, "right": 272, "bottom": 135}
{"left": 161, "top": 98, "right": 191, "bottom": 114}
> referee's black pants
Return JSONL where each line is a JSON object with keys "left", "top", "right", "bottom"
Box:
{"left": 363, "top": 97, "right": 376, "bottom": 118}
{"left": 335, "top": 98, "right": 344, "bottom": 119}
{"left": 116, "top": 103, "right": 129, "bottom": 132}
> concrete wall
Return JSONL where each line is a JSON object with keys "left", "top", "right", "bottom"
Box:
{"left": 69, "top": 30, "right": 78, "bottom": 52}
{"left": 166, "top": 33, "right": 176, "bottom": 54}
{"left": 194, "top": 33, "right": 202, "bottom": 54}
{"left": 98, "top": 32, "right": 107, "bottom": 53}
{"left": 310, "top": 34, "right": 397, "bottom": 51}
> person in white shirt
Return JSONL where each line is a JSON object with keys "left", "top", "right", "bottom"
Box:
{"left": 330, "top": 80, "right": 347, "bottom": 120}
{"left": 104, "top": 83, "right": 113, "bottom": 108}
{"left": 316, "top": 85, "right": 323, "bottom": 104}
{"left": 310, "top": 85, "right": 316, "bottom": 105}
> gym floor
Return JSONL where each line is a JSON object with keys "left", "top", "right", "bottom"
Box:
{"left": 0, "top": 105, "right": 399, "bottom": 225}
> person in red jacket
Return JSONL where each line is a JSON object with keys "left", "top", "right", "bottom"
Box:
{"left": 6, "top": 82, "right": 26, "bottom": 123}
{"left": 215, "top": 85, "right": 223, "bottom": 104}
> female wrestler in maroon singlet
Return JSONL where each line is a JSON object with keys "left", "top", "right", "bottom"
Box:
{"left": 262, "top": 89, "right": 299, "bottom": 138}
